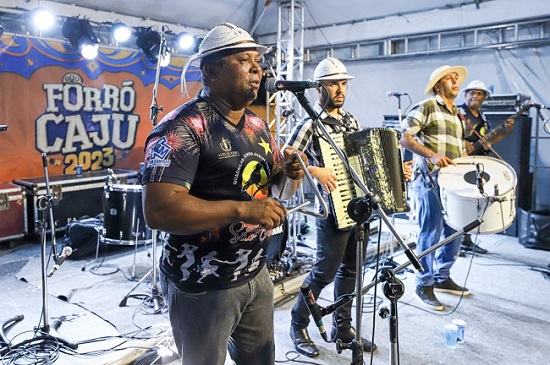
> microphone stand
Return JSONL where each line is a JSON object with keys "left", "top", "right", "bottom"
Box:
{"left": 383, "top": 93, "right": 406, "bottom": 270}
{"left": 293, "top": 90, "right": 424, "bottom": 364}
{"left": 320, "top": 219, "right": 483, "bottom": 365}
{"left": 1, "top": 154, "right": 79, "bottom": 356}
{"left": 120, "top": 26, "right": 169, "bottom": 313}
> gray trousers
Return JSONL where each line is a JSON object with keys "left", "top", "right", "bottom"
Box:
{"left": 161, "top": 266, "right": 275, "bottom": 365}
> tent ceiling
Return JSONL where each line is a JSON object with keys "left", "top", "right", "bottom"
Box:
{"left": 41, "top": 0, "right": 486, "bottom": 35}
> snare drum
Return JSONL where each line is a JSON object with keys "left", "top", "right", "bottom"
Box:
{"left": 438, "top": 156, "right": 517, "bottom": 234}
{"left": 102, "top": 184, "right": 152, "bottom": 245}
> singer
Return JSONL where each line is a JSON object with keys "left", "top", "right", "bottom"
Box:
{"left": 142, "top": 23, "right": 307, "bottom": 365}
{"left": 283, "top": 57, "right": 378, "bottom": 358}
{"left": 400, "top": 65, "right": 471, "bottom": 311}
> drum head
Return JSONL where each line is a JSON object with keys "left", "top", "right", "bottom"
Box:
{"left": 438, "top": 156, "right": 517, "bottom": 198}
{"left": 438, "top": 155, "right": 518, "bottom": 234}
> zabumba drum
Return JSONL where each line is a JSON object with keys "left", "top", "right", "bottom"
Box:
{"left": 438, "top": 156, "right": 517, "bottom": 234}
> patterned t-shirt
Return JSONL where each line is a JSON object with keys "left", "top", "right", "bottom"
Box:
{"left": 142, "top": 95, "right": 283, "bottom": 292}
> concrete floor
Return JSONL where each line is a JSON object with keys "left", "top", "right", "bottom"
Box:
{"left": 1, "top": 217, "right": 549, "bottom": 365}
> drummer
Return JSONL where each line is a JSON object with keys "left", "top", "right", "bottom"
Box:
{"left": 400, "top": 65, "right": 470, "bottom": 311}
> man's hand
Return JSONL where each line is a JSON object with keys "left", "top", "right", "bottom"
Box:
{"left": 464, "top": 141, "right": 474, "bottom": 155}
{"left": 243, "top": 198, "right": 287, "bottom": 230}
{"left": 281, "top": 146, "right": 307, "bottom": 180}
{"left": 309, "top": 166, "right": 337, "bottom": 193}
{"left": 504, "top": 118, "right": 515, "bottom": 131}
{"left": 429, "top": 152, "right": 456, "bottom": 168}
{"left": 403, "top": 160, "right": 413, "bottom": 181}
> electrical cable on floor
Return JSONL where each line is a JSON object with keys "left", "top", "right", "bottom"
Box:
{"left": 1, "top": 330, "right": 60, "bottom": 365}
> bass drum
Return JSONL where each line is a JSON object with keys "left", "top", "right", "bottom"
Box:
{"left": 438, "top": 156, "right": 517, "bottom": 234}
{"left": 102, "top": 184, "right": 152, "bottom": 245}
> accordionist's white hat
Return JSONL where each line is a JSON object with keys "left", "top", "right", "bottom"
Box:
{"left": 313, "top": 58, "right": 355, "bottom": 81}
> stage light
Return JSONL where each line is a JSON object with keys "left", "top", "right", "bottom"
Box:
{"left": 61, "top": 17, "right": 100, "bottom": 60}
{"left": 31, "top": 7, "right": 54, "bottom": 30}
{"left": 112, "top": 21, "right": 131, "bottom": 42}
{"left": 136, "top": 27, "right": 171, "bottom": 65}
{"left": 176, "top": 32, "right": 195, "bottom": 51}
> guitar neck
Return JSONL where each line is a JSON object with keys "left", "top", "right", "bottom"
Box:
{"left": 469, "top": 104, "right": 529, "bottom": 155}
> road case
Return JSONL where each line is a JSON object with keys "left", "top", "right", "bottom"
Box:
{"left": 13, "top": 169, "right": 139, "bottom": 234}
{"left": 0, "top": 182, "right": 28, "bottom": 242}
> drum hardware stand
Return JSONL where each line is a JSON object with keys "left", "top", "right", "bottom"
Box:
{"left": 280, "top": 155, "right": 329, "bottom": 276}
{"left": 119, "top": 229, "right": 164, "bottom": 313}
{"left": 292, "top": 89, "right": 425, "bottom": 365}
{"left": 1, "top": 153, "right": 79, "bottom": 355}
{"left": 81, "top": 225, "right": 104, "bottom": 272}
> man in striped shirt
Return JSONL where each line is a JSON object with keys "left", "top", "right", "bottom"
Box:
{"left": 400, "top": 65, "right": 470, "bottom": 311}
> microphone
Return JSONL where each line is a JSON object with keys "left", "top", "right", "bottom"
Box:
{"left": 48, "top": 246, "right": 72, "bottom": 277}
{"left": 475, "top": 163, "right": 484, "bottom": 194}
{"left": 300, "top": 285, "right": 328, "bottom": 341}
{"left": 386, "top": 91, "right": 408, "bottom": 97}
{"left": 265, "top": 78, "right": 319, "bottom": 93}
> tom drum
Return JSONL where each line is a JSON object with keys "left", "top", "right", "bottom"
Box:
{"left": 102, "top": 184, "right": 152, "bottom": 245}
{"left": 438, "top": 156, "right": 517, "bottom": 234}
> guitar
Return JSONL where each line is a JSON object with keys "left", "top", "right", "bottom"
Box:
{"left": 468, "top": 102, "right": 531, "bottom": 156}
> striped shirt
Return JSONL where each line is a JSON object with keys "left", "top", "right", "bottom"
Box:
{"left": 401, "top": 95, "right": 465, "bottom": 166}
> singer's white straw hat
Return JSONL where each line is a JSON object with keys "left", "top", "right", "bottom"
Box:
{"left": 424, "top": 64, "right": 467, "bottom": 95}
{"left": 313, "top": 58, "right": 354, "bottom": 81}
{"left": 181, "top": 22, "right": 267, "bottom": 94}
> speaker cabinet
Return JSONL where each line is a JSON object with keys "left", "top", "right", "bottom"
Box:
{"left": 483, "top": 113, "right": 532, "bottom": 236}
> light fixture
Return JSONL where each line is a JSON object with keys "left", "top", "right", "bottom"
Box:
{"left": 112, "top": 21, "right": 131, "bottom": 42}
{"left": 176, "top": 32, "right": 195, "bottom": 51}
{"left": 61, "top": 17, "right": 100, "bottom": 60}
{"left": 31, "top": 7, "right": 54, "bottom": 30}
{"left": 136, "top": 27, "right": 169, "bottom": 65}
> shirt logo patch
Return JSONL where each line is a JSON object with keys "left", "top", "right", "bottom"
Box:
{"left": 148, "top": 136, "right": 172, "bottom": 168}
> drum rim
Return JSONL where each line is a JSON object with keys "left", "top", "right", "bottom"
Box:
{"left": 100, "top": 236, "right": 152, "bottom": 245}
{"left": 107, "top": 183, "right": 143, "bottom": 192}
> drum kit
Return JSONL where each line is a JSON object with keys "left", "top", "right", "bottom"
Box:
{"left": 89, "top": 171, "right": 163, "bottom": 312}
{"left": 438, "top": 155, "right": 518, "bottom": 234}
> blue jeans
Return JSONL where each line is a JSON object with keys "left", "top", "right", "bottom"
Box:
{"left": 414, "top": 179, "right": 461, "bottom": 287}
{"left": 161, "top": 266, "right": 275, "bottom": 365}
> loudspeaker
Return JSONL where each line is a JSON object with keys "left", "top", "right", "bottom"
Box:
{"left": 518, "top": 209, "right": 550, "bottom": 250}
{"left": 484, "top": 113, "right": 532, "bottom": 236}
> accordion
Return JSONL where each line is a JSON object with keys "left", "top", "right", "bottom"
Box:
{"left": 318, "top": 127, "right": 409, "bottom": 229}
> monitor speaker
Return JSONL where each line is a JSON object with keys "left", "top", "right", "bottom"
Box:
{"left": 483, "top": 113, "right": 532, "bottom": 236}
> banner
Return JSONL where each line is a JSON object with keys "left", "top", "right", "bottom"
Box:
{"left": 0, "top": 34, "right": 201, "bottom": 182}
